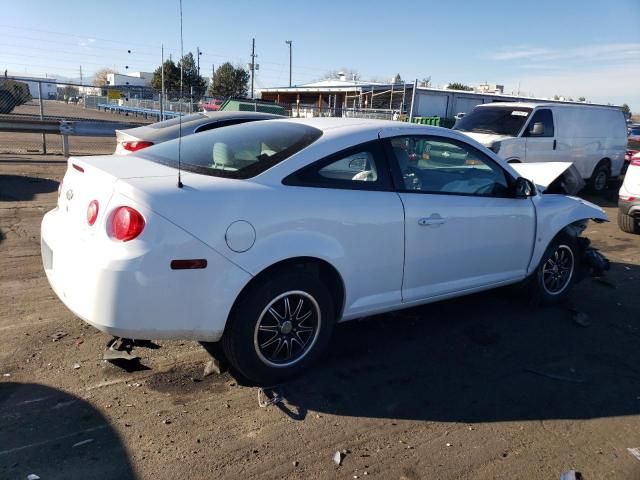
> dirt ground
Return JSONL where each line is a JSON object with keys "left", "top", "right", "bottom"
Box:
{"left": 1, "top": 153, "right": 640, "bottom": 480}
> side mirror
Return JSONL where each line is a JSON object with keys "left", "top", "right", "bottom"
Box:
{"left": 515, "top": 177, "right": 536, "bottom": 198}
{"left": 529, "top": 122, "right": 544, "bottom": 136}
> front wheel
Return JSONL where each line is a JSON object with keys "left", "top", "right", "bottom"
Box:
{"left": 221, "top": 270, "right": 335, "bottom": 385}
{"left": 588, "top": 162, "right": 610, "bottom": 194}
{"left": 531, "top": 234, "right": 579, "bottom": 305}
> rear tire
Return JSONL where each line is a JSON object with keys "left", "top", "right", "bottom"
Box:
{"left": 588, "top": 162, "right": 610, "bottom": 194}
{"left": 530, "top": 233, "right": 579, "bottom": 305}
{"left": 221, "top": 269, "right": 335, "bottom": 385}
{"left": 618, "top": 209, "right": 639, "bottom": 234}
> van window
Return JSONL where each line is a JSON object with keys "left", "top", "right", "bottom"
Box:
{"left": 453, "top": 106, "right": 532, "bottom": 136}
{"left": 524, "top": 109, "right": 554, "bottom": 137}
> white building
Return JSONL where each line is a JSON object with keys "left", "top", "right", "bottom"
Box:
{"left": 6, "top": 73, "right": 58, "bottom": 99}
{"left": 106, "top": 72, "right": 153, "bottom": 87}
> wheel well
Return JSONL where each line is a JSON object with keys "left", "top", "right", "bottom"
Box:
{"left": 592, "top": 158, "right": 611, "bottom": 176}
{"left": 507, "top": 158, "right": 521, "bottom": 164}
{"left": 231, "top": 257, "right": 345, "bottom": 323}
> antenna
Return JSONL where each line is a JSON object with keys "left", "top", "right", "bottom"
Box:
{"left": 177, "top": 0, "right": 184, "bottom": 188}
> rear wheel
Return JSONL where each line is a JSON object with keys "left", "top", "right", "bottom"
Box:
{"left": 531, "top": 234, "right": 578, "bottom": 305}
{"left": 618, "top": 209, "right": 639, "bottom": 234}
{"left": 588, "top": 161, "right": 610, "bottom": 194}
{"left": 221, "top": 270, "right": 335, "bottom": 385}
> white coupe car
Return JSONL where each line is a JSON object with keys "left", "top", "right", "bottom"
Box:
{"left": 41, "top": 118, "right": 607, "bottom": 384}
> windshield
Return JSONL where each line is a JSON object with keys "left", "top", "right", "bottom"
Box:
{"left": 454, "top": 106, "right": 533, "bottom": 136}
{"left": 135, "top": 121, "right": 322, "bottom": 179}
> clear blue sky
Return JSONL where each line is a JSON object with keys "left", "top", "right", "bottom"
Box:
{"left": 3, "top": 0, "right": 640, "bottom": 110}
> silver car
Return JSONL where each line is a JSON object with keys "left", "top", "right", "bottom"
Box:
{"left": 114, "top": 111, "right": 283, "bottom": 155}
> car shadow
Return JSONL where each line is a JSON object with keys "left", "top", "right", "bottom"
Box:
{"left": 0, "top": 382, "right": 134, "bottom": 479}
{"left": 0, "top": 175, "right": 59, "bottom": 201}
{"left": 273, "top": 261, "right": 640, "bottom": 424}
{"left": 579, "top": 184, "right": 621, "bottom": 209}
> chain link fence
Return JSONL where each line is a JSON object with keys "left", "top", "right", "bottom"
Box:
{"left": 1, "top": 76, "right": 446, "bottom": 157}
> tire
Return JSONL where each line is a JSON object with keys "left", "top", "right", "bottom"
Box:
{"left": 618, "top": 209, "right": 639, "bottom": 234}
{"left": 531, "top": 233, "right": 579, "bottom": 305}
{"left": 588, "top": 162, "right": 610, "bottom": 194}
{"left": 221, "top": 269, "right": 335, "bottom": 385}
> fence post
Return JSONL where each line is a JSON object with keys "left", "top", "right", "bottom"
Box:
{"left": 38, "top": 81, "right": 47, "bottom": 154}
{"left": 409, "top": 78, "right": 418, "bottom": 123}
{"left": 62, "top": 135, "right": 69, "bottom": 157}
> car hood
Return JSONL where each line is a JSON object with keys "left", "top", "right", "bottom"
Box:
{"left": 510, "top": 162, "right": 585, "bottom": 195}
{"left": 457, "top": 131, "right": 513, "bottom": 146}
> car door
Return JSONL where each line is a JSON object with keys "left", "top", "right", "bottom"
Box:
{"left": 383, "top": 134, "right": 536, "bottom": 303}
{"left": 523, "top": 108, "right": 557, "bottom": 163}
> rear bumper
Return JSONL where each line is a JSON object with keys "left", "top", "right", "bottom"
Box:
{"left": 41, "top": 207, "right": 251, "bottom": 342}
{"left": 618, "top": 198, "right": 640, "bottom": 216}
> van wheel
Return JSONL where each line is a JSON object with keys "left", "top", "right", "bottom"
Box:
{"left": 618, "top": 210, "right": 639, "bottom": 234}
{"left": 221, "top": 270, "right": 335, "bottom": 385}
{"left": 531, "top": 233, "right": 579, "bottom": 305}
{"left": 588, "top": 162, "right": 610, "bottom": 194}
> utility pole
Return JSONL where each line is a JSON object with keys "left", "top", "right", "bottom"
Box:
{"left": 79, "top": 65, "right": 83, "bottom": 84}
{"left": 285, "top": 40, "right": 292, "bottom": 87}
{"left": 160, "top": 43, "right": 165, "bottom": 120}
{"left": 250, "top": 38, "right": 257, "bottom": 99}
{"left": 197, "top": 47, "right": 202, "bottom": 77}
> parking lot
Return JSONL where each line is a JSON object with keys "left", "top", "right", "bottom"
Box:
{"left": 1, "top": 153, "right": 639, "bottom": 479}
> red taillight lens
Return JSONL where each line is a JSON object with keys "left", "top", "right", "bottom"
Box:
{"left": 620, "top": 195, "right": 637, "bottom": 201}
{"left": 87, "top": 200, "right": 99, "bottom": 226}
{"left": 111, "top": 207, "right": 145, "bottom": 241}
{"left": 122, "top": 141, "right": 154, "bottom": 152}
{"left": 631, "top": 158, "right": 640, "bottom": 167}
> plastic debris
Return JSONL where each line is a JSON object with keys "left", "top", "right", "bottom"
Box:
{"left": 27, "top": 475, "right": 40, "bottom": 480}
{"left": 333, "top": 450, "right": 345, "bottom": 466}
{"left": 571, "top": 309, "right": 590, "bottom": 327}
{"left": 72, "top": 439, "right": 94, "bottom": 448}
{"left": 258, "top": 387, "right": 283, "bottom": 408}
{"left": 627, "top": 447, "right": 640, "bottom": 462}
{"left": 560, "top": 470, "right": 583, "bottom": 480}
{"left": 51, "top": 331, "right": 67, "bottom": 342}
{"left": 446, "top": 443, "right": 452, "bottom": 447}
{"left": 72, "top": 363, "right": 81, "bottom": 369}
{"left": 2, "top": 373, "right": 10, "bottom": 377}
{"left": 203, "top": 359, "right": 221, "bottom": 377}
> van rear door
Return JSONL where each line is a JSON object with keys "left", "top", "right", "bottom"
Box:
{"left": 524, "top": 108, "right": 557, "bottom": 163}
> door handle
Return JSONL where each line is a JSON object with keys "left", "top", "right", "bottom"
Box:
{"left": 553, "top": 139, "right": 557, "bottom": 150}
{"left": 419, "top": 214, "right": 446, "bottom": 226}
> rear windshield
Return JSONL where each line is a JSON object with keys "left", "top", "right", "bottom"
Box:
{"left": 135, "top": 121, "right": 323, "bottom": 179}
{"left": 148, "top": 113, "right": 207, "bottom": 129}
{"left": 454, "top": 107, "right": 533, "bottom": 136}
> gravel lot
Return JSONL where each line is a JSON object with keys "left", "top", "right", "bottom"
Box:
{"left": 1, "top": 153, "right": 639, "bottom": 480}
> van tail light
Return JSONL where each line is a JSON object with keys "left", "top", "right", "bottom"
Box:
{"left": 111, "top": 207, "right": 145, "bottom": 241}
{"left": 620, "top": 195, "right": 637, "bottom": 201}
{"left": 87, "top": 200, "right": 99, "bottom": 226}
{"left": 121, "top": 141, "right": 154, "bottom": 152}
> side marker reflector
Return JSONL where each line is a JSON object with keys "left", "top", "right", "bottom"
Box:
{"left": 170, "top": 259, "right": 208, "bottom": 270}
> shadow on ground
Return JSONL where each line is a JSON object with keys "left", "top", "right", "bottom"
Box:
{"left": 0, "top": 383, "right": 134, "bottom": 480}
{"left": 273, "top": 261, "right": 640, "bottom": 423}
{"left": 0, "top": 175, "right": 58, "bottom": 201}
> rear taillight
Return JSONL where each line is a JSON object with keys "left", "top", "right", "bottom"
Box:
{"left": 620, "top": 195, "right": 637, "bottom": 201}
{"left": 631, "top": 158, "right": 640, "bottom": 167}
{"left": 87, "top": 200, "right": 99, "bottom": 226}
{"left": 122, "top": 141, "right": 154, "bottom": 152}
{"left": 111, "top": 207, "right": 145, "bottom": 241}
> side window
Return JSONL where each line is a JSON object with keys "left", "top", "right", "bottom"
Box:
{"left": 387, "top": 136, "right": 511, "bottom": 197}
{"left": 283, "top": 141, "right": 391, "bottom": 190}
{"left": 524, "top": 109, "right": 554, "bottom": 137}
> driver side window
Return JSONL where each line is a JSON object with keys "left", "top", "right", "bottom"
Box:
{"left": 388, "top": 136, "right": 511, "bottom": 197}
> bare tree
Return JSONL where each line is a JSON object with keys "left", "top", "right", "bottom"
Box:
{"left": 93, "top": 68, "right": 117, "bottom": 87}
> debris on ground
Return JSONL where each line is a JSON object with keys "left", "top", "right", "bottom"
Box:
{"left": 27, "top": 474, "right": 40, "bottom": 480}
{"left": 203, "top": 359, "right": 221, "bottom": 377}
{"left": 71, "top": 438, "right": 94, "bottom": 448}
{"left": 51, "top": 331, "right": 67, "bottom": 342}
{"left": 560, "top": 470, "right": 583, "bottom": 480}
{"left": 627, "top": 447, "right": 640, "bottom": 462}
{"left": 258, "top": 386, "right": 283, "bottom": 408}
{"left": 103, "top": 337, "right": 140, "bottom": 362}
{"left": 446, "top": 443, "right": 452, "bottom": 447}
{"left": 162, "top": 419, "right": 171, "bottom": 425}
{"left": 2, "top": 373, "right": 10, "bottom": 377}
{"left": 292, "top": 460, "right": 299, "bottom": 467}
{"left": 571, "top": 309, "right": 590, "bottom": 327}
{"left": 333, "top": 450, "right": 345, "bottom": 466}
{"left": 72, "top": 363, "right": 81, "bottom": 369}
{"left": 525, "top": 368, "right": 586, "bottom": 383}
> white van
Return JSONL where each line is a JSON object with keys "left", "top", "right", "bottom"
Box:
{"left": 454, "top": 102, "right": 627, "bottom": 193}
